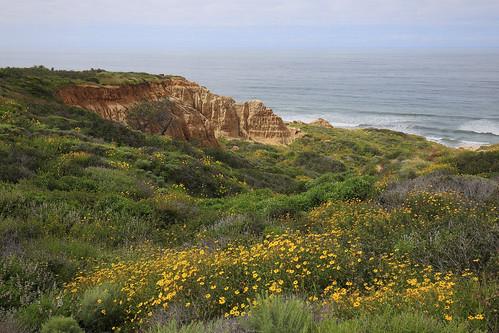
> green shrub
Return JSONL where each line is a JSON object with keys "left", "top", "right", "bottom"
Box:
{"left": 305, "top": 176, "right": 375, "bottom": 207}
{"left": 317, "top": 309, "right": 476, "bottom": 333}
{"left": 305, "top": 172, "right": 348, "bottom": 189}
{"left": 312, "top": 191, "right": 498, "bottom": 272}
{"left": 380, "top": 174, "right": 499, "bottom": 206}
{"left": 26, "top": 237, "right": 100, "bottom": 281}
{"left": 55, "top": 151, "right": 103, "bottom": 177}
{"left": 263, "top": 194, "right": 310, "bottom": 218}
{"left": 85, "top": 167, "right": 154, "bottom": 199}
{"left": 294, "top": 151, "right": 346, "bottom": 175}
{"left": 0, "top": 216, "right": 44, "bottom": 245}
{"left": 0, "top": 256, "right": 56, "bottom": 312}
{"left": 258, "top": 176, "right": 375, "bottom": 219}
{"left": 15, "top": 293, "right": 72, "bottom": 333}
{"left": 204, "top": 147, "right": 252, "bottom": 169}
{"left": 333, "top": 176, "right": 375, "bottom": 200}
{"left": 452, "top": 150, "right": 499, "bottom": 176}
{"left": 200, "top": 213, "right": 267, "bottom": 243}
{"left": 238, "top": 168, "right": 303, "bottom": 194}
{"left": 151, "top": 190, "right": 198, "bottom": 226}
{"left": 398, "top": 158, "right": 431, "bottom": 179}
{"left": 78, "top": 284, "right": 125, "bottom": 332}
{"left": 41, "top": 316, "right": 83, "bottom": 333}
{"left": 243, "top": 296, "right": 313, "bottom": 333}
{"left": 401, "top": 192, "right": 499, "bottom": 271}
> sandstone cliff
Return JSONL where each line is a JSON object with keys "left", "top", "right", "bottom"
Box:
{"left": 57, "top": 77, "right": 296, "bottom": 146}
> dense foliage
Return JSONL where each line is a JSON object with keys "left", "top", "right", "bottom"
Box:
{"left": 0, "top": 67, "right": 497, "bottom": 332}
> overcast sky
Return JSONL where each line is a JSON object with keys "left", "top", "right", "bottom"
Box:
{"left": 1, "top": 0, "right": 499, "bottom": 50}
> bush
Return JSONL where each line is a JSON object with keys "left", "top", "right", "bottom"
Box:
{"left": 400, "top": 192, "right": 499, "bottom": 271}
{"left": 199, "top": 214, "right": 267, "bottom": 244}
{"left": 452, "top": 150, "right": 499, "bottom": 176}
{"left": 243, "top": 296, "right": 313, "bottom": 333}
{"left": 0, "top": 256, "right": 56, "bottom": 312}
{"left": 333, "top": 176, "right": 375, "bottom": 200}
{"left": 85, "top": 167, "right": 154, "bottom": 199}
{"left": 380, "top": 174, "right": 499, "bottom": 207}
{"left": 263, "top": 194, "right": 310, "bottom": 218}
{"left": 238, "top": 169, "right": 303, "bottom": 194}
{"left": 78, "top": 284, "right": 125, "bottom": 332}
{"left": 317, "top": 309, "right": 476, "bottom": 333}
{"left": 305, "top": 172, "right": 348, "bottom": 190}
{"left": 305, "top": 176, "right": 375, "bottom": 207}
{"left": 41, "top": 316, "right": 83, "bottom": 333}
{"left": 398, "top": 158, "right": 431, "bottom": 179}
{"left": 151, "top": 191, "right": 198, "bottom": 226}
{"left": 311, "top": 191, "right": 499, "bottom": 273}
{"left": 15, "top": 293, "right": 72, "bottom": 333}
{"left": 295, "top": 152, "right": 346, "bottom": 175}
{"left": 204, "top": 148, "right": 251, "bottom": 169}
{"left": 259, "top": 176, "right": 375, "bottom": 219}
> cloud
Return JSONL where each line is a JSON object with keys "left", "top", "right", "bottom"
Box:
{"left": 2, "top": 0, "right": 499, "bottom": 26}
{"left": 1, "top": 1, "right": 498, "bottom": 50}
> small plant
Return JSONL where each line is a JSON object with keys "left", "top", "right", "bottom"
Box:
{"left": 15, "top": 295, "right": 58, "bottom": 333}
{"left": 78, "top": 283, "right": 125, "bottom": 332}
{"left": 242, "top": 296, "right": 313, "bottom": 333}
{"left": 41, "top": 316, "right": 83, "bottom": 333}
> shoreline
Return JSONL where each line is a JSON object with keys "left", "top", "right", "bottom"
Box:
{"left": 287, "top": 118, "right": 495, "bottom": 150}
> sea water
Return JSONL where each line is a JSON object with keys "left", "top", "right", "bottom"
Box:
{"left": 2, "top": 49, "right": 498, "bottom": 147}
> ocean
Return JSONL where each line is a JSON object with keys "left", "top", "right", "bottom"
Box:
{"left": 2, "top": 50, "right": 499, "bottom": 147}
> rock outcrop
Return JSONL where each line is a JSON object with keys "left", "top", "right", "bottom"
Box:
{"left": 130, "top": 98, "right": 219, "bottom": 147}
{"left": 310, "top": 118, "right": 334, "bottom": 128}
{"left": 57, "top": 77, "right": 296, "bottom": 146}
{"left": 58, "top": 83, "right": 218, "bottom": 146}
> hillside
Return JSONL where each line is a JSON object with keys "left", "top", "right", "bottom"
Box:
{"left": 0, "top": 67, "right": 498, "bottom": 333}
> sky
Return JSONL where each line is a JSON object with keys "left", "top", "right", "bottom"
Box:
{"left": 1, "top": 0, "right": 499, "bottom": 51}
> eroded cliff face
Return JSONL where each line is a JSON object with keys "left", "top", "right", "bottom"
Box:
{"left": 57, "top": 77, "right": 296, "bottom": 146}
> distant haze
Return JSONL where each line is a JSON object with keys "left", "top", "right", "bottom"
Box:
{"left": 1, "top": 0, "right": 499, "bottom": 51}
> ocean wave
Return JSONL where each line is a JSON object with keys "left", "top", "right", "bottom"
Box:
{"left": 408, "top": 124, "right": 499, "bottom": 137}
{"left": 332, "top": 122, "right": 362, "bottom": 128}
{"left": 457, "top": 140, "right": 491, "bottom": 148}
{"left": 458, "top": 119, "right": 499, "bottom": 136}
{"left": 426, "top": 136, "right": 444, "bottom": 143}
{"left": 337, "top": 120, "right": 499, "bottom": 138}
{"left": 335, "top": 109, "right": 499, "bottom": 121}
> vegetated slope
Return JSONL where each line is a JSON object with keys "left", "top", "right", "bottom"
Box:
{"left": 0, "top": 67, "right": 497, "bottom": 333}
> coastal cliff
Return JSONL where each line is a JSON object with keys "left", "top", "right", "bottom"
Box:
{"left": 57, "top": 77, "right": 297, "bottom": 146}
